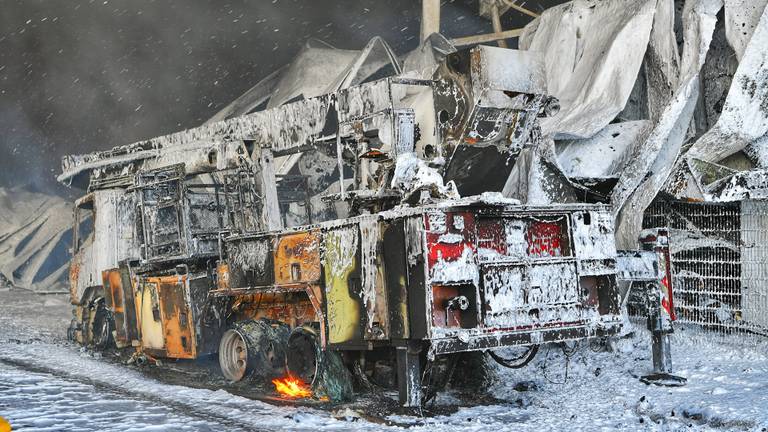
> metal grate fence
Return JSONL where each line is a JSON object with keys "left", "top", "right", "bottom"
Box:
{"left": 642, "top": 198, "right": 768, "bottom": 335}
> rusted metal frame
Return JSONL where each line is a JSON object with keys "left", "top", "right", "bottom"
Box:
{"left": 209, "top": 282, "right": 311, "bottom": 297}
{"left": 180, "top": 272, "right": 198, "bottom": 356}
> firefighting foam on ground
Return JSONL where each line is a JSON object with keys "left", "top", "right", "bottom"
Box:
{"left": 2, "top": 0, "right": 768, "bottom": 430}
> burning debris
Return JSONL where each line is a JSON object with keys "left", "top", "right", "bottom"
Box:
{"left": 272, "top": 376, "right": 314, "bottom": 399}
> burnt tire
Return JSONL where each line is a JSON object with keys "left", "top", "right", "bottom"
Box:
{"left": 286, "top": 326, "right": 353, "bottom": 402}
{"left": 219, "top": 319, "right": 289, "bottom": 382}
{"left": 91, "top": 299, "right": 115, "bottom": 350}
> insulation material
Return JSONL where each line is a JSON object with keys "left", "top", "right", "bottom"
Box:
{"left": 472, "top": 46, "right": 547, "bottom": 99}
{"left": 697, "top": 13, "right": 740, "bottom": 132}
{"left": 612, "top": 0, "right": 723, "bottom": 249}
{"left": 519, "top": 0, "right": 657, "bottom": 139}
{"left": 687, "top": 4, "right": 768, "bottom": 166}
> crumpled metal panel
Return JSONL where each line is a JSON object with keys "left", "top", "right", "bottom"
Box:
{"left": 613, "top": 0, "right": 723, "bottom": 249}
{"left": 273, "top": 231, "right": 321, "bottom": 285}
{"left": 556, "top": 121, "right": 651, "bottom": 179}
{"left": 520, "top": 0, "right": 657, "bottom": 139}
{"left": 687, "top": 3, "right": 768, "bottom": 166}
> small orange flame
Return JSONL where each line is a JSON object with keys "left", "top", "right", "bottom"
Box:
{"left": 272, "top": 375, "right": 312, "bottom": 399}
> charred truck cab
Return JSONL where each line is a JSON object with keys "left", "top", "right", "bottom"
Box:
{"left": 60, "top": 44, "right": 622, "bottom": 406}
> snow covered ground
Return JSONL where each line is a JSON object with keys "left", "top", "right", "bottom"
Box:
{"left": 0, "top": 289, "right": 766, "bottom": 431}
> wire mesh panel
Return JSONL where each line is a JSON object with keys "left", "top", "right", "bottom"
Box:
{"left": 224, "top": 170, "right": 263, "bottom": 233}
{"left": 135, "top": 164, "right": 186, "bottom": 260}
{"left": 642, "top": 198, "right": 768, "bottom": 335}
{"left": 136, "top": 165, "right": 231, "bottom": 262}
{"left": 740, "top": 200, "right": 768, "bottom": 332}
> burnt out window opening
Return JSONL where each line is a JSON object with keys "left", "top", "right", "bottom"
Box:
{"left": 73, "top": 196, "right": 95, "bottom": 255}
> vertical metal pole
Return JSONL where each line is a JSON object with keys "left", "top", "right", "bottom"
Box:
{"left": 396, "top": 341, "right": 422, "bottom": 407}
{"left": 639, "top": 229, "right": 686, "bottom": 386}
{"left": 648, "top": 287, "right": 673, "bottom": 374}
{"left": 336, "top": 131, "right": 346, "bottom": 200}
{"left": 254, "top": 146, "right": 283, "bottom": 231}
{"left": 490, "top": 3, "right": 509, "bottom": 48}
{"left": 421, "top": 0, "right": 441, "bottom": 42}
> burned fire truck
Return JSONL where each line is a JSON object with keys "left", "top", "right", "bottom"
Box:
{"left": 60, "top": 44, "right": 623, "bottom": 405}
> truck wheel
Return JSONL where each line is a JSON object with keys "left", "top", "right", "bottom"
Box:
{"left": 91, "top": 298, "right": 115, "bottom": 350}
{"left": 286, "top": 326, "right": 353, "bottom": 402}
{"left": 219, "top": 319, "right": 289, "bottom": 382}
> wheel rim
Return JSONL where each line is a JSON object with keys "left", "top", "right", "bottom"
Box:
{"left": 220, "top": 329, "right": 248, "bottom": 381}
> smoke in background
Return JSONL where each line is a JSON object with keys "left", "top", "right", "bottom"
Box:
{"left": 0, "top": 0, "right": 555, "bottom": 195}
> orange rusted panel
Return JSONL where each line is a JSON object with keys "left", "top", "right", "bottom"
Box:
{"left": 103, "top": 267, "right": 139, "bottom": 347}
{"left": 102, "top": 269, "right": 125, "bottom": 345}
{"left": 216, "top": 262, "right": 230, "bottom": 291}
{"left": 274, "top": 231, "right": 321, "bottom": 285}
{"left": 69, "top": 260, "right": 81, "bottom": 305}
{"left": 103, "top": 270, "right": 124, "bottom": 315}
{"left": 142, "top": 275, "right": 196, "bottom": 359}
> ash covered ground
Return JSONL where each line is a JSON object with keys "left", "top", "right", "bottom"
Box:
{"left": 1, "top": 288, "right": 766, "bottom": 432}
